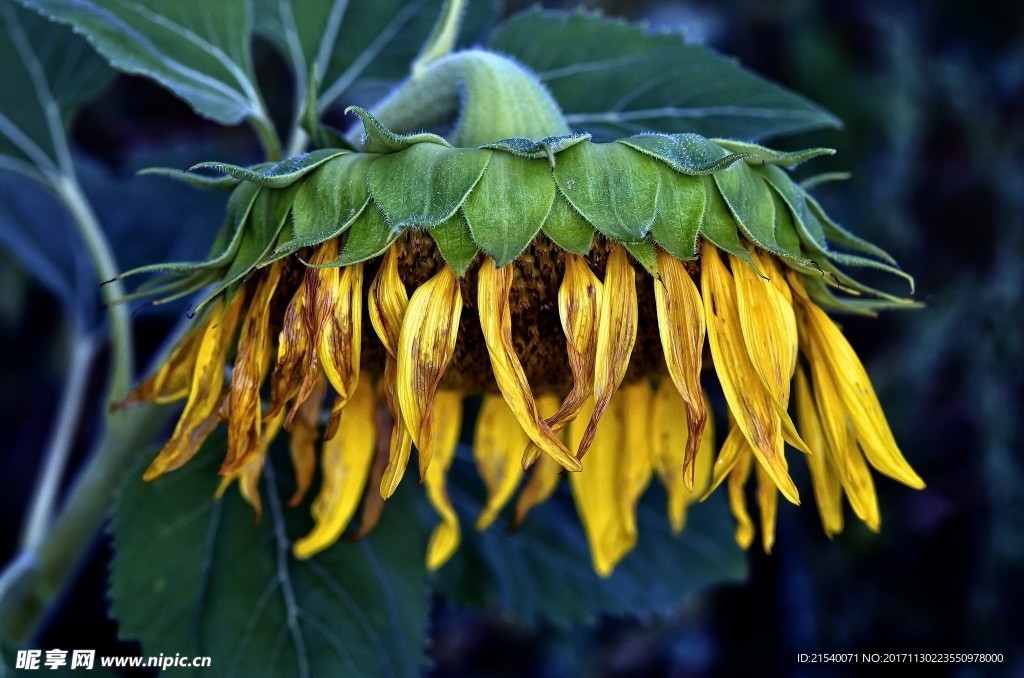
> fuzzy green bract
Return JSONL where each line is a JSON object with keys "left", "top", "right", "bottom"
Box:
{"left": 125, "top": 108, "right": 913, "bottom": 315}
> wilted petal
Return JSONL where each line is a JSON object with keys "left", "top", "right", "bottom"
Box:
{"left": 569, "top": 396, "right": 636, "bottom": 577}
{"left": 144, "top": 293, "right": 245, "bottom": 480}
{"left": 293, "top": 378, "right": 377, "bottom": 559}
{"left": 755, "top": 464, "right": 778, "bottom": 553}
{"left": 290, "top": 240, "right": 340, "bottom": 425}
{"left": 395, "top": 266, "right": 463, "bottom": 478}
{"left": 576, "top": 245, "right": 638, "bottom": 461}
{"left": 701, "top": 245, "right": 799, "bottom": 504}
{"left": 652, "top": 381, "right": 715, "bottom": 533}
{"left": 223, "top": 264, "right": 282, "bottom": 474}
{"left": 731, "top": 251, "right": 809, "bottom": 454}
{"left": 319, "top": 263, "right": 363, "bottom": 403}
{"left": 653, "top": 248, "right": 707, "bottom": 485}
{"left": 216, "top": 410, "right": 285, "bottom": 522}
{"left": 473, "top": 394, "right": 529, "bottom": 529}
{"left": 424, "top": 390, "right": 463, "bottom": 570}
{"left": 287, "top": 376, "right": 326, "bottom": 507}
{"left": 478, "top": 258, "right": 581, "bottom": 472}
{"left": 266, "top": 279, "right": 309, "bottom": 422}
{"left": 794, "top": 366, "right": 844, "bottom": 536}
{"left": 728, "top": 451, "right": 755, "bottom": 550}
{"left": 116, "top": 322, "right": 205, "bottom": 408}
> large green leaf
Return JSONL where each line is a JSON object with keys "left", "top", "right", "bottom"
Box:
{"left": 16, "top": 0, "right": 266, "bottom": 127}
{"left": 110, "top": 443, "right": 431, "bottom": 677}
{"left": 0, "top": 2, "right": 112, "bottom": 177}
{"left": 436, "top": 458, "right": 747, "bottom": 627}
{"left": 492, "top": 9, "right": 840, "bottom": 142}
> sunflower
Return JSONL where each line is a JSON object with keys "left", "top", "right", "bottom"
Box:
{"left": 119, "top": 62, "right": 923, "bottom": 576}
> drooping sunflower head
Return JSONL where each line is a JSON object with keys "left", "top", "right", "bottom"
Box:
{"left": 120, "top": 54, "right": 922, "bottom": 577}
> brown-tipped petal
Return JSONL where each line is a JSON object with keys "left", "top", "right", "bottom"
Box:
{"left": 266, "top": 279, "right": 309, "bottom": 423}
{"left": 223, "top": 264, "right": 282, "bottom": 474}
{"left": 701, "top": 245, "right": 800, "bottom": 505}
{"left": 806, "top": 338, "right": 881, "bottom": 531}
{"left": 754, "top": 463, "right": 778, "bottom": 553}
{"left": 548, "top": 253, "right": 604, "bottom": 431}
{"left": 728, "top": 451, "right": 755, "bottom": 550}
{"left": 368, "top": 245, "right": 408, "bottom": 358}
{"left": 217, "top": 409, "right": 285, "bottom": 522}
{"left": 569, "top": 396, "right": 636, "bottom": 577}
{"left": 652, "top": 381, "right": 715, "bottom": 533}
{"left": 424, "top": 390, "right": 463, "bottom": 570}
{"left": 794, "top": 366, "right": 844, "bottom": 536}
{"left": 380, "top": 358, "right": 414, "bottom": 499}
{"left": 289, "top": 240, "right": 340, "bottom": 427}
{"left": 144, "top": 294, "right": 244, "bottom": 480}
{"left": 731, "top": 252, "right": 810, "bottom": 454}
{"left": 478, "top": 258, "right": 581, "bottom": 472}
{"left": 801, "top": 298, "right": 925, "bottom": 489}
{"left": 116, "top": 320, "right": 206, "bottom": 408}
{"left": 395, "top": 266, "right": 463, "bottom": 479}
{"left": 287, "top": 376, "right": 326, "bottom": 507}
{"left": 653, "top": 249, "right": 707, "bottom": 485}
{"left": 319, "top": 263, "right": 363, "bottom": 402}
{"left": 513, "top": 394, "right": 564, "bottom": 525}
{"left": 576, "top": 245, "right": 638, "bottom": 462}
{"left": 293, "top": 378, "right": 377, "bottom": 559}
{"left": 473, "top": 394, "right": 529, "bottom": 530}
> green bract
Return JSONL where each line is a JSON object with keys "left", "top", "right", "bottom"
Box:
{"left": 124, "top": 107, "right": 913, "bottom": 316}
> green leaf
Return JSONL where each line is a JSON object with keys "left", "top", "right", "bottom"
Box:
{"left": 110, "top": 442, "right": 431, "bottom": 677}
{"left": 481, "top": 133, "right": 591, "bottom": 160}
{"left": 347, "top": 106, "right": 451, "bottom": 154}
{"left": 429, "top": 212, "right": 477, "bottom": 276}
{"left": 191, "top": 149, "right": 347, "bottom": 188}
{"left": 651, "top": 167, "right": 705, "bottom": 260}
{"left": 463, "top": 153, "right": 555, "bottom": 267}
{"left": 714, "top": 161, "right": 795, "bottom": 258}
{"left": 619, "top": 134, "right": 745, "bottom": 175}
{"left": 16, "top": 0, "right": 269, "bottom": 128}
{"left": 714, "top": 139, "right": 836, "bottom": 168}
{"left": 0, "top": 2, "right": 112, "bottom": 177}
{"left": 137, "top": 166, "right": 241, "bottom": 192}
{"left": 542, "top": 193, "right": 595, "bottom": 255}
{"left": 553, "top": 142, "right": 660, "bottom": 242}
{"left": 335, "top": 204, "right": 397, "bottom": 266}
{"left": 271, "top": 154, "right": 377, "bottom": 260}
{"left": 368, "top": 145, "right": 490, "bottom": 228}
{"left": 436, "top": 461, "right": 747, "bottom": 627}
{"left": 698, "top": 176, "right": 756, "bottom": 268}
{"left": 492, "top": 9, "right": 841, "bottom": 142}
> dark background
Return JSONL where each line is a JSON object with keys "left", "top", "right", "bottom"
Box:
{"left": 2, "top": 0, "right": 1022, "bottom": 675}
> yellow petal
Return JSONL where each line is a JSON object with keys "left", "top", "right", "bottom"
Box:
{"left": 653, "top": 249, "right": 707, "bottom": 485}
{"left": 319, "top": 263, "right": 363, "bottom": 402}
{"left": 287, "top": 375, "right": 326, "bottom": 507}
{"left": 794, "top": 366, "right": 844, "bottom": 536}
{"left": 801, "top": 299, "right": 924, "bottom": 489}
{"left": 424, "top": 390, "right": 463, "bottom": 570}
{"left": 705, "top": 423, "right": 747, "bottom": 499}
{"left": 369, "top": 247, "right": 415, "bottom": 498}
{"left": 116, "top": 320, "right": 206, "bottom": 408}
{"left": 728, "top": 451, "right": 755, "bottom": 550}
{"left": 223, "top": 264, "right": 282, "bottom": 474}
{"left": 569, "top": 396, "right": 636, "bottom": 577}
{"left": 395, "top": 266, "right": 463, "bottom": 478}
{"left": 701, "top": 244, "right": 799, "bottom": 504}
{"left": 754, "top": 463, "right": 778, "bottom": 553}
{"left": 473, "top": 394, "right": 529, "bottom": 529}
{"left": 216, "top": 409, "right": 285, "bottom": 521}
{"left": 577, "top": 245, "right": 638, "bottom": 461}
{"left": 478, "top": 258, "right": 581, "bottom": 472}
{"left": 369, "top": 245, "right": 408, "bottom": 357}
{"left": 805, "top": 337, "right": 880, "bottom": 531}
{"left": 622, "top": 383, "right": 654, "bottom": 507}
{"left": 144, "top": 293, "right": 244, "bottom": 480}
{"left": 652, "top": 382, "right": 715, "bottom": 532}
{"left": 293, "top": 378, "right": 377, "bottom": 559}
{"left": 513, "top": 394, "right": 564, "bottom": 525}
{"left": 731, "top": 251, "right": 810, "bottom": 455}
{"left": 353, "top": 407, "right": 390, "bottom": 539}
